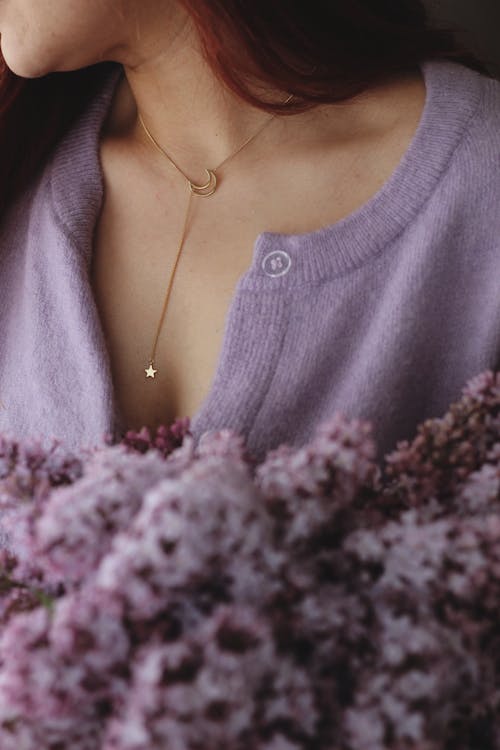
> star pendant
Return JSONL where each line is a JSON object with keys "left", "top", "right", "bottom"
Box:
{"left": 145, "top": 363, "right": 158, "bottom": 379}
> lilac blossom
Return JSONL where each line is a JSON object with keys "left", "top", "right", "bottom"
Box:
{"left": 0, "top": 369, "right": 497, "bottom": 749}
{"left": 94, "top": 454, "right": 281, "bottom": 623}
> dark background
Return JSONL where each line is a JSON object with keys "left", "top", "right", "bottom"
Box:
{"left": 425, "top": 0, "right": 500, "bottom": 75}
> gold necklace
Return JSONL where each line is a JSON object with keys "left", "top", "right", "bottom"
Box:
{"left": 137, "top": 93, "right": 294, "bottom": 379}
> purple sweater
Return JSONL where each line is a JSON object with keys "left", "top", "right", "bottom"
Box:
{"left": 1, "top": 60, "right": 499, "bottom": 465}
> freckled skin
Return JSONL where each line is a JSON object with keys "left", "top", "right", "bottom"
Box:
{"left": 0, "top": 0, "right": 180, "bottom": 78}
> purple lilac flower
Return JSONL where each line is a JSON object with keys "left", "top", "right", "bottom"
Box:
{"left": 0, "top": 368, "right": 497, "bottom": 749}
{"left": 381, "top": 369, "right": 500, "bottom": 513}
{"left": 117, "top": 417, "right": 192, "bottom": 459}
{"left": 104, "top": 605, "right": 317, "bottom": 750}
{"left": 0, "top": 590, "right": 129, "bottom": 749}
{"left": 32, "top": 445, "right": 185, "bottom": 586}
{"left": 95, "top": 455, "right": 281, "bottom": 624}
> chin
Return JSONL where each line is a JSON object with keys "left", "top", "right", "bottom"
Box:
{"left": 1, "top": 48, "right": 44, "bottom": 78}
{"left": 0, "top": 35, "right": 65, "bottom": 78}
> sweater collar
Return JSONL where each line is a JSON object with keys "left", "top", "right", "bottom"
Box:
{"left": 50, "top": 58, "right": 483, "bottom": 286}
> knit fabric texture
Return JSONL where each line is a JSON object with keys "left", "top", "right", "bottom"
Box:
{"left": 1, "top": 59, "right": 499, "bottom": 464}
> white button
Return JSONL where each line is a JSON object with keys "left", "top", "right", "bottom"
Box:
{"left": 262, "top": 250, "right": 292, "bottom": 278}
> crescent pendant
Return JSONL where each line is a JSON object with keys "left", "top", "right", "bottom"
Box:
{"left": 189, "top": 169, "right": 217, "bottom": 197}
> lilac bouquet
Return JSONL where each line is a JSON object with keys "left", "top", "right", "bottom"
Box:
{"left": 0, "top": 370, "right": 499, "bottom": 750}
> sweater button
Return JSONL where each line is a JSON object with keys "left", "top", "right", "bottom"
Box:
{"left": 262, "top": 250, "right": 292, "bottom": 277}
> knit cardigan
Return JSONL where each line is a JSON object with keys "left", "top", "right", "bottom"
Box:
{"left": 1, "top": 59, "right": 499, "bottom": 464}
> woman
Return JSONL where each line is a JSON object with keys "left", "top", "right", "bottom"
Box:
{"left": 0, "top": 0, "right": 498, "bottom": 464}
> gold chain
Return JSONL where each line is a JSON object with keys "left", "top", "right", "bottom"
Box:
{"left": 137, "top": 93, "right": 294, "bottom": 379}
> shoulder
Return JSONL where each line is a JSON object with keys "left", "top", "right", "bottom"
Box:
{"left": 430, "top": 61, "right": 500, "bottom": 179}
{"left": 459, "top": 69, "right": 500, "bottom": 189}
{"left": 399, "top": 59, "right": 500, "bottom": 227}
{"left": 415, "top": 62, "right": 500, "bottom": 257}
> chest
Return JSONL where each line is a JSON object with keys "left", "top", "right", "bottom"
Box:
{"left": 90, "top": 78, "right": 425, "bottom": 435}
{"left": 90, "top": 163, "right": 374, "bottom": 435}
{"left": 90, "top": 190, "right": 260, "bottom": 434}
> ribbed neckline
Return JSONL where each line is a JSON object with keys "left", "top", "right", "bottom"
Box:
{"left": 50, "top": 58, "right": 484, "bottom": 286}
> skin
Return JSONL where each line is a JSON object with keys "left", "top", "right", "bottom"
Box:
{"left": 0, "top": 0, "right": 423, "bottom": 176}
{"left": 0, "top": 0, "right": 298, "bottom": 175}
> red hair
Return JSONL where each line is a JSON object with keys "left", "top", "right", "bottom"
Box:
{"left": 0, "top": 0, "right": 492, "bottom": 220}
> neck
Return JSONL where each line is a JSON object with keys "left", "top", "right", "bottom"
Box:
{"left": 104, "top": 8, "right": 289, "bottom": 180}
